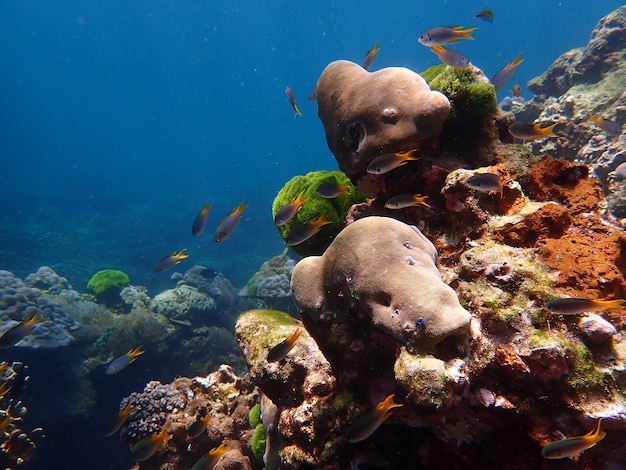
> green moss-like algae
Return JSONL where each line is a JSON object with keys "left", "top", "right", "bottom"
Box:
{"left": 251, "top": 423, "right": 266, "bottom": 462}
{"left": 87, "top": 269, "right": 129, "bottom": 296}
{"left": 236, "top": 309, "right": 300, "bottom": 362}
{"left": 249, "top": 403, "right": 262, "bottom": 428}
{"left": 272, "top": 170, "right": 365, "bottom": 256}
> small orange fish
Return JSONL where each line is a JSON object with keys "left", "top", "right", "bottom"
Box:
{"left": 346, "top": 394, "right": 403, "bottom": 443}
{"left": 274, "top": 191, "right": 307, "bottom": 226}
{"left": 418, "top": 26, "right": 477, "bottom": 47}
{"left": 188, "top": 414, "right": 212, "bottom": 438}
{"left": 0, "top": 311, "right": 46, "bottom": 349}
{"left": 106, "top": 346, "right": 144, "bottom": 375}
{"left": 191, "top": 443, "right": 230, "bottom": 470}
{"left": 367, "top": 149, "right": 420, "bottom": 175}
{"left": 589, "top": 114, "right": 622, "bottom": 136}
{"left": 267, "top": 327, "right": 302, "bottom": 362}
{"left": 431, "top": 45, "right": 469, "bottom": 68}
{"left": 545, "top": 297, "right": 626, "bottom": 315}
{"left": 316, "top": 182, "right": 351, "bottom": 199}
{"left": 285, "top": 213, "right": 332, "bottom": 246}
{"left": 508, "top": 122, "right": 557, "bottom": 141}
{"left": 542, "top": 419, "right": 606, "bottom": 459}
{"left": 215, "top": 201, "right": 248, "bottom": 243}
{"left": 155, "top": 249, "right": 188, "bottom": 273}
{"left": 192, "top": 202, "right": 211, "bottom": 237}
{"left": 285, "top": 86, "right": 302, "bottom": 117}
{"left": 104, "top": 403, "right": 133, "bottom": 437}
{"left": 131, "top": 426, "right": 170, "bottom": 462}
{"left": 362, "top": 40, "right": 380, "bottom": 71}
{"left": 491, "top": 53, "right": 524, "bottom": 92}
{"left": 384, "top": 194, "right": 430, "bottom": 209}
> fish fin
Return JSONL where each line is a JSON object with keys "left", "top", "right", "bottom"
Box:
{"left": 457, "top": 26, "right": 477, "bottom": 39}
{"left": 598, "top": 299, "right": 626, "bottom": 309}
{"left": 535, "top": 123, "right": 557, "bottom": 138}
{"left": 510, "top": 53, "right": 525, "bottom": 67}
{"left": 232, "top": 201, "right": 248, "bottom": 214}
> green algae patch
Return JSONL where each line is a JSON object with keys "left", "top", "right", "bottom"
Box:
{"left": 87, "top": 269, "right": 129, "bottom": 307}
{"left": 251, "top": 423, "right": 266, "bottom": 462}
{"left": 394, "top": 348, "right": 447, "bottom": 410}
{"left": 273, "top": 170, "right": 365, "bottom": 256}
{"left": 235, "top": 309, "right": 300, "bottom": 363}
{"left": 249, "top": 403, "right": 262, "bottom": 428}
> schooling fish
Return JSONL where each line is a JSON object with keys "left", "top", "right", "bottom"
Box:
{"left": 508, "top": 122, "right": 557, "bottom": 141}
{"left": 464, "top": 173, "right": 503, "bottom": 198}
{"left": 346, "top": 394, "right": 403, "bottom": 443}
{"left": 192, "top": 202, "right": 211, "bottom": 237}
{"left": 155, "top": 249, "right": 188, "bottom": 273}
{"left": 316, "top": 182, "right": 351, "bottom": 199}
{"left": 274, "top": 191, "right": 307, "bottom": 226}
{"left": 215, "top": 201, "right": 248, "bottom": 243}
{"left": 545, "top": 297, "right": 626, "bottom": 315}
{"left": 106, "top": 346, "right": 145, "bottom": 375}
{"left": 285, "top": 86, "right": 302, "bottom": 117}
{"left": 431, "top": 45, "right": 469, "bottom": 69}
{"left": 367, "top": 149, "right": 420, "bottom": 175}
{"left": 491, "top": 53, "right": 524, "bottom": 92}
{"left": 285, "top": 213, "right": 332, "bottom": 246}
{"left": 362, "top": 40, "right": 380, "bottom": 71}
{"left": 131, "top": 426, "right": 170, "bottom": 462}
{"left": 589, "top": 114, "right": 622, "bottom": 136}
{"left": 476, "top": 10, "right": 494, "bottom": 23}
{"left": 190, "top": 443, "right": 230, "bottom": 470}
{"left": 188, "top": 414, "right": 212, "bottom": 438}
{"left": 104, "top": 403, "right": 133, "bottom": 437}
{"left": 267, "top": 327, "right": 303, "bottom": 363}
{"left": 384, "top": 194, "right": 430, "bottom": 209}
{"left": 418, "top": 26, "right": 477, "bottom": 47}
{"left": 0, "top": 311, "right": 46, "bottom": 349}
{"left": 542, "top": 419, "right": 606, "bottom": 459}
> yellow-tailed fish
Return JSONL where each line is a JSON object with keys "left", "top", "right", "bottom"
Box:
{"left": 285, "top": 86, "right": 302, "bottom": 117}
{"left": 267, "top": 327, "right": 303, "bottom": 363}
{"left": 476, "top": 10, "right": 494, "bottom": 23}
{"left": 542, "top": 419, "right": 606, "bottom": 459}
{"left": 155, "top": 249, "right": 188, "bottom": 273}
{"left": 589, "top": 114, "right": 622, "bottom": 136}
{"left": 431, "top": 45, "right": 469, "bottom": 69}
{"left": 362, "top": 40, "right": 380, "bottom": 71}
{"left": 0, "top": 382, "right": 12, "bottom": 398}
{"left": 106, "top": 346, "right": 144, "bottom": 375}
{"left": 192, "top": 202, "right": 211, "bottom": 237}
{"left": 316, "top": 182, "right": 351, "bottom": 199}
{"left": 367, "top": 149, "right": 420, "bottom": 175}
{"left": 215, "top": 201, "right": 248, "bottom": 243}
{"left": 510, "top": 83, "right": 522, "bottom": 97}
{"left": 464, "top": 173, "right": 503, "bottom": 198}
{"left": 346, "top": 394, "right": 403, "bottom": 443}
{"left": 104, "top": 403, "right": 133, "bottom": 437}
{"left": 0, "top": 311, "right": 46, "bottom": 349}
{"left": 191, "top": 443, "right": 230, "bottom": 470}
{"left": 131, "top": 426, "right": 170, "bottom": 462}
{"left": 188, "top": 414, "right": 212, "bottom": 438}
{"left": 545, "top": 297, "right": 626, "bottom": 315}
{"left": 274, "top": 191, "right": 307, "bottom": 226}
{"left": 285, "top": 213, "right": 332, "bottom": 246}
{"left": 508, "top": 122, "right": 557, "bottom": 141}
{"left": 491, "top": 53, "right": 524, "bottom": 92}
{"left": 418, "top": 26, "right": 477, "bottom": 47}
{"left": 384, "top": 194, "right": 430, "bottom": 209}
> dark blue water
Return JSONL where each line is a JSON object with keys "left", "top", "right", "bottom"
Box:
{"left": 0, "top": 1, "right": 622, "bottom": 469}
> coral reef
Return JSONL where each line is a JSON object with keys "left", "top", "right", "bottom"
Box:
{"left": 315, "top": 60, "right": 450, "bottom": 196}
{"left": 272, "top": 170, "right": 365, "bottom": 256}
{"left": 117, "top": 365, "right": 258, "bottom": 470}
{"left": 0, "top": 269, "right": 80, "bottom": 348}
{"left": 241, "top": 250, "right": 296, "bottom": 313}
{"left": 87, "top": 269, "right": 130, "bottom": 307}
{"left": 0, "top": 362, "right": 41, "bottom": 468}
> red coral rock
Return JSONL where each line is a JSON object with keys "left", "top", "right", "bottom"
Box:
{"left": 493, "top": 203, "right": 573, "bottom": 247}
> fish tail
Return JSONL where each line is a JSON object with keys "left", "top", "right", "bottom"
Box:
{"left": 598, "top": 299, "right": 626, "bottom": 309}
{"left": 176, "top": 248, "right": 189, "bottom": 258}
{"left": 457, "top": 26, "right": 477, "bottom": 39}
{"left": 511, "top": 52, "right": 525, "bottom": 67}
{"left": 536, "top": 123, "right": 557, "bottom": 138}
{"left": 234, "top": 201, "right": 248, "bottom": 214}
{"left": 313, "top": 212, "right": 332, "bottom": 227}
{"left": 27, "top": 311, "right": 45, "bottom": 325}
{"left": 294, "top": 191, "right": 308, "bottom": 206}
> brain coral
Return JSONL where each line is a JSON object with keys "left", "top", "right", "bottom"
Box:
{"left": 291, "top": 217, "right": 471, "bottom": 368}
{"left": 315, "top": 60, "right": 450, "bottom": 186}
